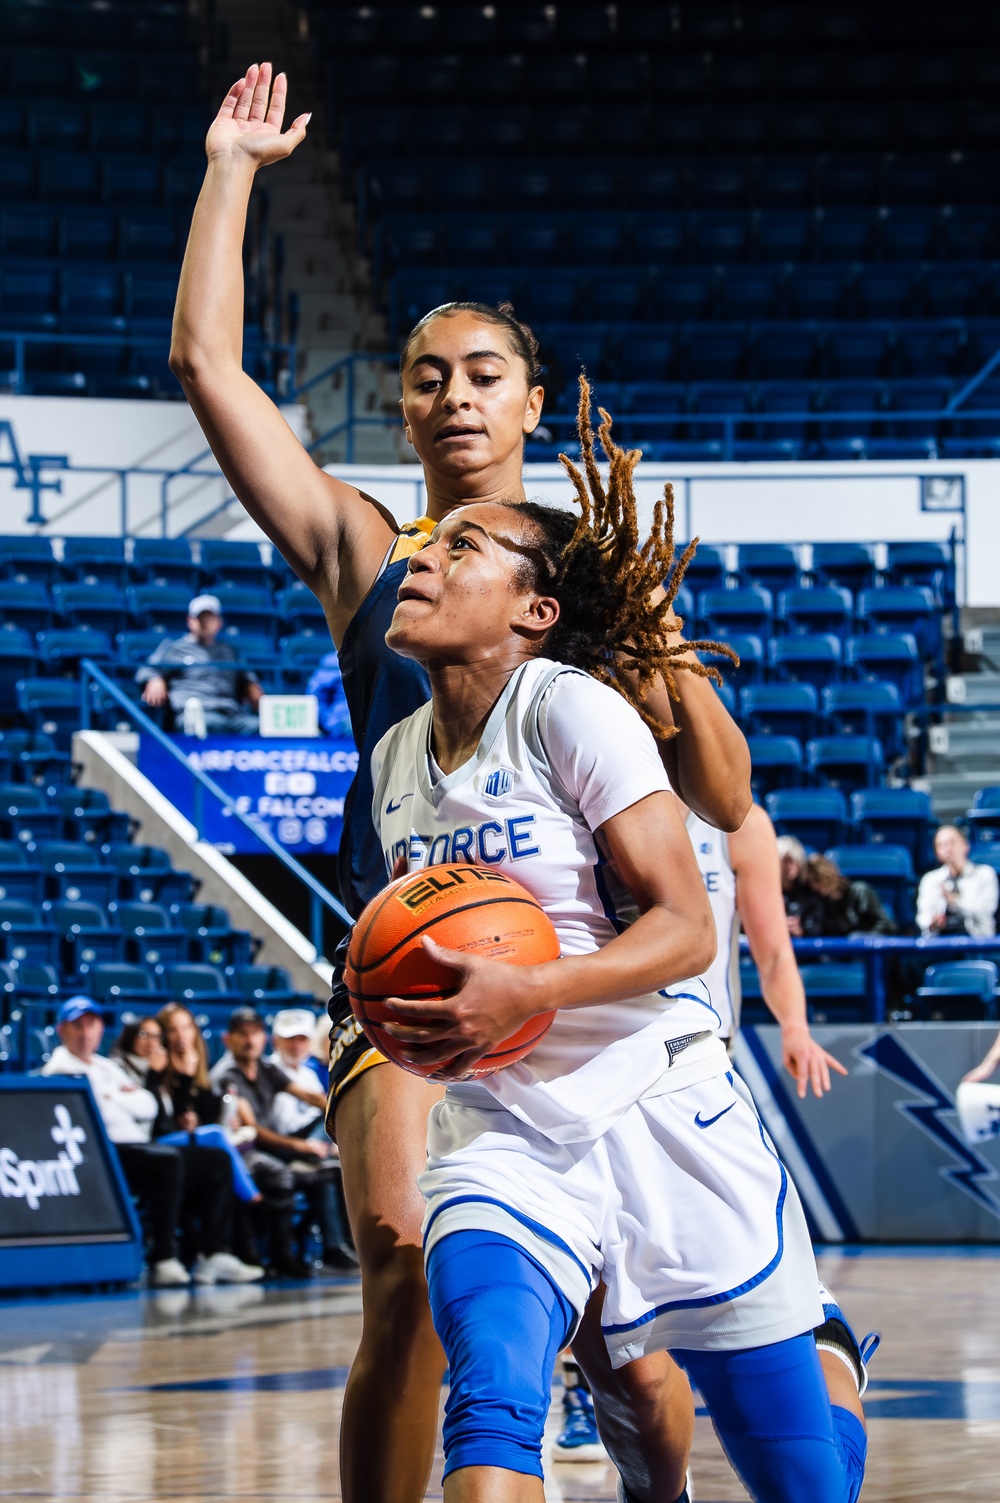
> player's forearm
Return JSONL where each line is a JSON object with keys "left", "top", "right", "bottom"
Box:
{"left": 659, "top": 664, "right": 752, "bottom": 832}
{"left": 524, "top": 901, "right": 716, "bottom": 1016}
{"left": 756, "top": 947, "right": 809, "bottom": 1033}
{"left": 170, "top": 156, "right": 256, "bottom": 382}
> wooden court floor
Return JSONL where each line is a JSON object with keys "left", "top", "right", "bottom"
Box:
{"left": 1, "top": 1247, "right": 998, "bottom": 1502}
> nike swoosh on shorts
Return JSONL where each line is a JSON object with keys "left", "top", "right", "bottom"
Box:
{"left": 694, "top": 1102, "right": 736, "bottom": 1129}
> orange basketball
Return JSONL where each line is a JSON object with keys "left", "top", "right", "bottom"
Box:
{"left": 345, "top": 863, "right": 560, "bottom": 1080}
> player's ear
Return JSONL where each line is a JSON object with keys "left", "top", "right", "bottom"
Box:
{"left": 522, "top": 384, "right": 544, "bottom": 436}
{"left": 515, "top": 592, "right": 559, "bottom": 638}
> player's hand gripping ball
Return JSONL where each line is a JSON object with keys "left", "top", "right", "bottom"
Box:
{"left": 345, "top": 864, "right": 559, "bottom": 1079}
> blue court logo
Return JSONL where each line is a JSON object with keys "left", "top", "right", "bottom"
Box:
{"left": 483, "top": 768, "right": 514, "bottom": 801}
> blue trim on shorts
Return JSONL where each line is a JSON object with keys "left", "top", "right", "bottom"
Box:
{"left": 602, "top": 1112, "right": 788, "bottom": 1336}
{"left": 424, "top": 1193, "right": 594, "bottom": 1291}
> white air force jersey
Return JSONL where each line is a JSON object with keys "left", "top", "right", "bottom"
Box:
{"left": 686, "top": 811, "right": 741, "bottom": 1040}
{"left": 370, "top": 657, "right": 721, "bottom": 1143}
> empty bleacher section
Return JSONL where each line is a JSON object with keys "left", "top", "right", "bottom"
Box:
{"left": 0, "top": 0, "right": 289, "bottom": 398}
{"left": 312, "top": 0, "right": 1000, "bottom": 458}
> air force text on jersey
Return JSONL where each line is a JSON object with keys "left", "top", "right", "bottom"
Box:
{"left": 386, "top": 813, "right": 540, "bottom": 872}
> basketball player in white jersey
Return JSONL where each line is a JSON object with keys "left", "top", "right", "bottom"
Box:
{"left": 684, "top": 801, "right": 847, "bottom": 1094}
{"left": 370, "top": 408, "right": 873, "bottom": 1503}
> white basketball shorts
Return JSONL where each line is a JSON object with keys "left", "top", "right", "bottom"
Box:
{"left": 421, "top": 1053, "right": 823, "bottom": 1366}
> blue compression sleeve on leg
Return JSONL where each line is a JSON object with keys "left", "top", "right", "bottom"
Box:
{"left": 677, "top": 1335, "right": 867, "bottom": 1503}
{"left": 426, "top": 1229, "right": 575, "bottom": 1480}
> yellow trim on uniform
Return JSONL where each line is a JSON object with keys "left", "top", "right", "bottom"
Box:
{"left": 339, "top": 1047, "right": 387, "bottom": 1094}
{"left": 388, "top": 515, "right": 435, "bottom": 566}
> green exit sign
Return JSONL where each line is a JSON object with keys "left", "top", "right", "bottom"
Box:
{"left": 259, "top": 696, "right": 320, "bottom": 738}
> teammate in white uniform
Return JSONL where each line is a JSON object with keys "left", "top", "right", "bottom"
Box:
{"left": 369, "top": 411, "right": 871, "bottom": 1503}
{"left": 687, "top": 801, "right": 847, "bottom": 1094}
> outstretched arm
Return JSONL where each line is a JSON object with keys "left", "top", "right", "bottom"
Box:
{"left": 169, "top": 63, "right": 398, "bottom": 646}
{"left": 731, "top": 804, "right": 847, "bottom": 1098}
{"left": 964, "top": 1031, "right": 1000, "bottom": 1083}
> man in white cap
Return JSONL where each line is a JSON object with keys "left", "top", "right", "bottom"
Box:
{"left": 137, "top": 593, "right": 262, "bottom": 737}
{"left": 267, "top": 1007, "right": 358, "bottom": 1271}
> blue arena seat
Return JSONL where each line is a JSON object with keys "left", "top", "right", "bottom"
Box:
{"left": 821, "top": 683, "right": 906, "bottom": 758}
{"left": 15, "top": 679, "right": 82, "bottom": 750}
{"left": 0, "top": 627, "right": 39, "bottom": 700}
{"left": 0, "top": 898, "right": 58, "bottom": 966}
{"left": 54, "top": 787, "right": 130, "bottom": 846}
{"left": 0, "top": 535, "right": 59, "bottom": 584}
{"left": 278, "top": 583, "right": 328, "bottom": 634}
{"left": 736, "top": 544, "right": 801, "bottom": 594}
{"left": 769, "top": 634, "right": 843, "bottom": 688}
{"left": 720, "top": 633, "right": 765, "bottom": 689}
{"left": 229, "top": 964, "right": 303, "bottom": 1007}
{"left": 131, "top": 538, "right": 197, "bottom": 587}
{"left": 806, "top": 735, "right": 884, "bottom": 793}
{"left": 747, "top": 735, "right": 804, "bottom": 798}
{"left": 857, "top": 586, "right": 941, "bottom": 660}
{"left": 739, "top": 684, "right": 820, "bottom": 742}
{"left": 36, "top": 628, "right": 114, "bottom": 670}
{"left": 966, "top": 787, "right": 1000, "bottom": 847}
{"left": 846, "top": 633, "right": 923, "bottom": 706}
{"left": 884, "top": 541, "right": 954, "bottom": 607}
{"left": 777, "top": 587, "right": 854, "bottom": 639}
{"left": 105, "top": 844, "right": 197, "bottom": 906}
{"left": 86, "top": 961, "right": 159, "bottom": 1004}
{"left": 164, "top": 962, "right": 237, "bottom": 1001}
{"left": 46, "top": 899, "right": 125, "bottom": 976}
{"left": 35, "top": 841, "right": 117, "bottom": 907}
{"left": 199, "top": 540, "right": 271, "bottom": 590}
{"left": 765, "top": 789, "right": 851, "bottom": 852}
{"left": 0, "top": 840, "right": 44, "bottom": 905}
{"left": 799, "top": 963, "right": 869, "bottom": 1023}
{"left": 172, "top": 903, "right": 254, "bottom": 967}
{"left": 1, "top": 581, "right": 54, "bottom": 631}
{"left": 851, "top": 788, "right": 935, "bottom": 869}
{"left": 699, "top": 586, "right": 773, "bottom": 639}
{"left": 0, "top": 783, "right": 61, "bottom": 844}
{"left": 826, "top": 844, "right": 916, "bottom": 926}
{"left": 126, "top": 583, "right": 191, "bottom": 631}
{"left": 916, "top": 961, "right": 999, "bottom": 1021}
{"left": 51, "top": 582, "right": 130, "bottom": 635}
{"left": 112, "top": 900, "right": 189, "bottom": 969}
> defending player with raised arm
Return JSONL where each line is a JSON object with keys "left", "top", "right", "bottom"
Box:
{"left": 374, "top": 404, "right": 875, "bottom": 1503}
{"left": 170, "top": 63, "right": 752, "bottom": 1503}
{"left": 169, "top": 62, "right": 751, "bottom": 830}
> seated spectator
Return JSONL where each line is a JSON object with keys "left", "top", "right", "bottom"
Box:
{"left": 137, "top": 594, "right": 262, "bottom": 737}
{"left": 777, "top": 835, "right": 825, "bottom": 938}
{"left": 917, "top": 825, "right": 999, "bottom": 939}
{"left": 267, "top": 1008, "right": 356, "bottom": 1270}
{"left": 152, "top": 1002, "right": 260, "bottom": 1209}
{"left": 306, "top": 651, "right": 353, "bottom": 738}
{"left": 43, "top": 997, "right": 262, "bottom": 1287}
{"left": 213, "top": 1006, "right": 340, "bottom": 1278}
{"left": 803, "top": 853, "right": 897, "bottom": 937}
{"left": 109, "top": 1016, "right": 168, "bottom": 1085}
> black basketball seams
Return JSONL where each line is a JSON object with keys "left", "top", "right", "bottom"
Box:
{"left": 347, "top": 894, "right": 547, "bottom": 977}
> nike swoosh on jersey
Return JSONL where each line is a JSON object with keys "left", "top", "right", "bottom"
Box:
{"left": 694, "top": 1102, "right": 736, "bottom": 1129}
{"left": 385, "top": 793, "right": 414, "bottom": 815}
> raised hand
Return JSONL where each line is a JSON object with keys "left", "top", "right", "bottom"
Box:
{"left": 206, "top": 62, "right": 310, "bottom": 168}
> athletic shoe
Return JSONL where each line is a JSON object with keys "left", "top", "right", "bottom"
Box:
{"left": 616, "top": 1478, "right": 692, "bottom": 1503}
{"left": 149, "top": 1257, "right": 191, "bottom": 1287}
{"left": 815, "top": 1282, "right": 881, "bottom": 1397}
{"left": 552, "top": 1386, "right": 608, "bottom": 1462}
{"left": 191, "top": 1251, "right": 265, "bottom": 1285}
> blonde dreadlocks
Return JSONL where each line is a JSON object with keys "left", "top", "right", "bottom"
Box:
{"left": 501, "top": 375, "right": 738, "bottom": 737}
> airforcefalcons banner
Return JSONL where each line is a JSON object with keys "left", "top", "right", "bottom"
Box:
{"left": 137, "top": 737, "right": 359, "bottom": 856}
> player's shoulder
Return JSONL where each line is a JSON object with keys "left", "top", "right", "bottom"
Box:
{"left": 387, "top": 516, "right": 435, "bottom": 566}
{"left": 532, "top": 658, "right": 649, "bottom": 728}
